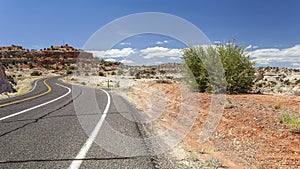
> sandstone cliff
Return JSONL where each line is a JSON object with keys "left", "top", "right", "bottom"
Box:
{"left": 0, "top": 63, "right": 15, "bottom": 94}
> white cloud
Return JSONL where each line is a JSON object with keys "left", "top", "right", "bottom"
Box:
{"left": 140, "top": 46, "right": 182, "bottom": 59}
{"left": 88, "top": 48, "right": 136, "bottom": 58}
{"left": 119, "top": 42, "right": 131, "bottom": 46}
{"left": 291, "top": 62, "right": 300, "bottom": 69}
{"left": 245, "top": 45, "right": 252, "bottom": 51}
{"left": 155, "top": 61, "right": 163, "bottom": 65}
{"left": 226, "top": 42, "right": 233, "bottom": 46}
{"left": 245, "top": 45, "right": 259, "bottom": 51}
{"left": 247, "top": 44, "right": 300, "bottom": 66}
{"left": 169, "top": 56, "right": 181, "bottom": 60}
{"left": 291, "top": 63, "right": 300, "bottom": 67}
{"left": 155, "top": 40, "right": 169, "bottom": 45}
{"left": 120, "top": 59, "right": 134, "bottom": 64}
{"left": 104, "top": 58, "right": 116, "bottom": 62}
{"left": 213, "top": 40, "right": 221, "bottom": 44}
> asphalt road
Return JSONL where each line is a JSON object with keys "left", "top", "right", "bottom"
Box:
{"left": 0, "top": 77, "right": 161, "bottom": 169}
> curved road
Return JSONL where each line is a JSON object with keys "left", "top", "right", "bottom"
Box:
{"left": 0, "top": 77, "right": 159, "bottom": 169}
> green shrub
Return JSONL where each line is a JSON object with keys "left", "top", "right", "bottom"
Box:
{"left": 99, "top": 72, "right": 104, "bottom": 76}
{"left": 269, "top": 81, "right": 277, "bottom": 87}
{"left": 182, "top": 41, "right": 255, "bottom": 94}
{"left": 283, "top": 79, "right": 291, "bottom": 85}
{"left": 66, "top": 70, "right": 73, "bottom": 74}
{"left": 31, "top": 71, "right": 42, "bottom": 76}
{"left": 256, "top": 83, "right": 263, "bottom": 87}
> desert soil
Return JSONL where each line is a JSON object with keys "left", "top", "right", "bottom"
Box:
{"left": 128, "top": 82, "right": 300, "bottom": 169}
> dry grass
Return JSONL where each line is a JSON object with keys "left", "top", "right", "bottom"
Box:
{"left": 279, "top": 113, "right": 300, "bottom": 132}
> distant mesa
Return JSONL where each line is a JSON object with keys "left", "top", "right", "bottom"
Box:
{"left": 0, "top": 44, "right": 94, "bottom": 74}
{"left": 0, "top": 44, "right": 92, "bottom": 60}
{"left": 0, "top": 44, "right": 80, "bottom": 52}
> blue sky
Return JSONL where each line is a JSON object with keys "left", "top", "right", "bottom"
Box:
{"left": 0, "top": 0, "right": 299, "bottom": 67}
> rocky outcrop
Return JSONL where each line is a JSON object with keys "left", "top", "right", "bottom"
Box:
{"left": 253, "top": 67, "right": 300, "bottom": 95}
{"left": 0, "top": 63, "right": 15, "bottom": 94}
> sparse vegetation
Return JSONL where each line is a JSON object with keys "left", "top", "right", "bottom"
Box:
{"left": 224, "top": 101, "right": 234, "bottom": 109}
{"left": 66, "top": 70, "right": 73, "bottom": 74}
{"left": 204, "top": 158, "right": 225, "bottom": 168}
{"left": 99, "top": 71, "right": 105, "bottom": 76}
{"left": 178, "top": 158, "right": 225, "bottom": 169}
{"left": 30, "top": 71, "right": 42, "bottom": 76}
{"left": 283, "top": 79, "right": 291, "bottom": 85}
{"left": 135, "top": 72, "right": 141, "bottom": 79}
{"left": 279, "top": 114, "right": 300, "bottom": 132}
{"left": 274, "top": 102, "right": 282, "bottom": 110}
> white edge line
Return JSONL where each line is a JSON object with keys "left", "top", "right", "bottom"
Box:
{"left": 28, "top": 79, "right": 39, "bottom": 93}
{"left": 0, "top": 83, "right": 71, "bottom": 121}
{"left": 68, "top": 89, "right": 111, "bottom": 169}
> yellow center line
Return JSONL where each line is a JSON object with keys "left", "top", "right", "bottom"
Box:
{"left": 0, "top": 79, "right": 52, "bottom": 108}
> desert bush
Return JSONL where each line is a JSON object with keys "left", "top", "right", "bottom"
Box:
{"left": 182, "top": 41, "right": 255, "bottom": 93}
{"left": 269, "top": 81, "right": 277, "bottom": 87}
{"left": 283, "top": 79, "right": 291, "bottom": 85}
{"left": 98, "top": 72, "right": 105, "bottom": 76}
{"left": 224, "top": 99, "right": 234, "bottom": 109}
{"left": 66, "top": 70, "right": 73, "bottom": 74}
{"left": 256, "top": 83, "right": 263, "bottom": 88}
{"left": 135, "top": 72, "right": 141, "bottom": 79}
{"left": 31, "top": 71, "right": 42, "bottom": 76}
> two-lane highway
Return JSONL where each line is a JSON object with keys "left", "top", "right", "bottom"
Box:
{"left": 0, "top": 77, "right": 160, "bottom": 169}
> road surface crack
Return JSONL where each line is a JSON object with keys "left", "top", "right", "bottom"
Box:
{"left": 0, "top": 156, "right": 154, "bottom": 164}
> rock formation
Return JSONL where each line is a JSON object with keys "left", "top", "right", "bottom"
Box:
{"left": 0, "top": 63, "right": 14, "bottom": 94}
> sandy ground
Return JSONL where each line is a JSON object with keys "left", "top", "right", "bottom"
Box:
{"left": 60, "top": 75, "right": 158, "bottom": 89}
{"left": 128, "top": 82, "right": 300, "bottom": 169}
